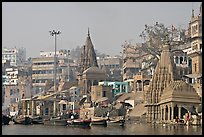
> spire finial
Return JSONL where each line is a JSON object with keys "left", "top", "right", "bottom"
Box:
{"left": 192, "top": 2, "right": 195, "bottom": 18}
{"left": 88, "top": 27, "right": 90, "bottom": 37}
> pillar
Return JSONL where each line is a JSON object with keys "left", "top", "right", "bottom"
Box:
{"left": 120, "top": 84, "right": 122, "bottom": 92}
{"left": 178, "top": 106, "right": 181, "bottom": 119}
{"left": 171, "top": 104, "right": 174, "bottom": 121}
{"left": 31, "top": 100, "right": 35, "bottom": 116}
{"left": 168, "top": 105, "right": 171, "bottom": 122}
{"left": 141, "top": 80, "right": 144, "bottom": 92}
{"left": 160, "top": 106, "right": 163, "bottom": 121}
{"left": 178, "top": 56, "right": 180, "bottom": 64}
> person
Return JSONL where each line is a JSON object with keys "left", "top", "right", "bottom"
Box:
{"left": 175, "top": 116, "right": 179, "bottom": 123}
{"left": 107, "top": 111, "right": 110, "bottom": 120}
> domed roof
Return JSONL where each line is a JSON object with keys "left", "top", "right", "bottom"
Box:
{"left": 159, "top": 80, "right": 201, "bottom": 104}
{"left": 83, "top": 66, "right": 106, "bottom": 74}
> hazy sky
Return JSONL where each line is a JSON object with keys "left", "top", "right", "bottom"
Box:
{"left": 2, "top": 2, "right": 201, "bottom": 58}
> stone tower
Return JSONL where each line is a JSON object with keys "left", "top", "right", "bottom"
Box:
{"left": 77, "top": 28, "right": 99, "bottom": 96}
{"left": 186, "top": 2, "right": 202, "bottom": 97}
{"left": 145, "top": 43, "right": 175, "bottom": 123}
{"left": 78, "top": 28, "right": 98, "bottom": 74}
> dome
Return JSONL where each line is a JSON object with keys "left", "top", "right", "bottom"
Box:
{"left": 83, "top": 66, "right": 106, "bottom": 74}
{"left": 159, "top": 80, "right": 201, "bottom": 104}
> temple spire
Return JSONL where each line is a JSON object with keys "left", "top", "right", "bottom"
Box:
{"left": 88, "top": 27, "right": 90, "bottom": 37}
{"left": 192, "top": 3, "right": 195, "bottom": 18}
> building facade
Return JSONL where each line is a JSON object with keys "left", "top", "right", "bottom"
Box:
{"left": 2, "top": 47, "right": 26, "bottom": 66}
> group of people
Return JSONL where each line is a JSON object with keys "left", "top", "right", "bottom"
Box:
{"left": 175, "top": 112, "right": 193, "bottom": 126}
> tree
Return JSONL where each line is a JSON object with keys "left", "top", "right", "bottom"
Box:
{"left": 138, "top": 22, "right": 189, "bottom": 71}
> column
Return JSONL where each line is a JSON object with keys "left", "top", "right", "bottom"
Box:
{"left": 171, "top": 104, "right": 174, "bottom": 121}
{"left": 168, "top": 105, "right": 171, "bottom": 122}
{"left": 178, "top": 56, "right": 180, "bottom": 64}
{"left": 141, "top": 80, "right": 144, "bottom": 92}
{"left": 178, "top": 106, "right": 181, "bottom": 119}
{"left": 31, "top": 100, "right": 35, "bottom": 116}
{"left": 120, "top": 84, "right": 122, "bottom": 92}
{"left": 27, "top": 101, "right": 30, "bottom": 115}
{"left": 173, "top": 56, "right": 176, "bottom": 63}
{"left": 164, "top": 106, "right": 166, "bottom": 122}
{"left": 160, "top": 106, "right": 163, "bottom": 121}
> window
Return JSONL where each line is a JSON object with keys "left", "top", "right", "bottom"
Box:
{"left": 175, "top": 56, "right": 178, "bottom": 64}
{"left": 102, "top": 91, "right": 106, "bottom": 97}
{"left": 194, "top": 63, "right": 197, "bottom": 72}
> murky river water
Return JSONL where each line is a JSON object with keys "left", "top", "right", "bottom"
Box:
{"left": 2, "top": 122, "right": 202, "bottom": 135}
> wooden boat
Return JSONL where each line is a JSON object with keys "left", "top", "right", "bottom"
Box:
{"left": 13, "top": 116, "right": 33, "bottom": 125}
{"left": 2, "top": 114, "right": 11, "bottom": 125}
{"left": 107, "top": 117, "right": 125, "bottom": 127}
{"left": 67, "top": 119, "right": 91, "bottom": 128}
{"left": 31, "top": 116, "right": 44, "bottom": 124}
{"left": 91, "top": 117, "right": 107, "bottom": 127}
{"left": 43, "top": 117, "right": 67, "bottom": 126}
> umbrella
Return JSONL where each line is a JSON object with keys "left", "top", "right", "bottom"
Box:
{"left": 119, "top": 101, "right": 133, "bottom": 108}
{"left": 58, "top": 100, "right": 67, "bottom": 104}
{"left": 79, "top": 97, "right": 87, "bottom": 106}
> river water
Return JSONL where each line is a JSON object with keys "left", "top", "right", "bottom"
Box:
{"left": 2, "top": 122, "right": 202, "bottom": 135}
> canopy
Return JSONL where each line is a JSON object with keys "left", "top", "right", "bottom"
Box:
{"left": 95, "top": 97, "right": 108, "bottom": 103}
{"left": 184, "top": 73, "right": 202, "bottom": 79}
{"left": 58, "top": 100, "right": 67, "bottom": 104}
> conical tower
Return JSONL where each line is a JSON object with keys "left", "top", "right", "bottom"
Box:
{"left": 79, "top": 28, "right": 98, "bottom": 73}
{"left": 146, "top": 43, "right": 175, "bottom": 123}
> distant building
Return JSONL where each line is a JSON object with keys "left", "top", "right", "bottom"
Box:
{"left": 3, "top": 66, "right": 32, "bottom": 114}
{"left": 2, "top": 47, "right": 26, "bottom": 66}
{"left": 97, "top": 56, "right": 122, "bottom": 81}
{"left": 122, "top": 43, "right": 147, "bottom": 81}
{"left": 32, "top": 56, "right": 69, "bottom": 95}
{"left": 185, "top": 3, "right": 202, "bottom": 97}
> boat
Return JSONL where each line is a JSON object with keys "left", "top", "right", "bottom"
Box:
{"left": 91, "top": 117, "right": 107, "bottom": 127}
{"left": 43, "top": 116, "right": 67, "bottom": 126}
{"left": 106, "top": 117, "right": 125, "bottom": 127}
{"left": 31, "top": 116, "right": 44, "bottom": 124}
{"left": 13, "top": 116, "right": 33, "bottom": 125}
{"left": 67, "top": 119, "right": 91, "bottom": 128}
{"left": 2, "top": 114, "right": 11, "bottom": 125}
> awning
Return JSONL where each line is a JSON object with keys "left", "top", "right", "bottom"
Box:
{"left": 184, "top": 73, "right": 202, "bottom": 79}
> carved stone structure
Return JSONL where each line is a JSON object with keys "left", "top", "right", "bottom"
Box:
{"left": 77, "top": 29, "right": 106, "bottom": 100}
{"left": 145, "top": 44, "right": 175, "bottom": 123}
{"left": 145, "top": 43, "right": 201, "bottom": 123}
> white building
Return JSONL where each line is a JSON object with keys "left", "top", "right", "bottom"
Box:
{"left": 2, "top": 47, "right": 26, "bottom": 66}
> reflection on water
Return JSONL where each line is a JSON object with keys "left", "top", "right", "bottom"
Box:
{"left": 2, "top": 122, "right": 202, "bottom": 135}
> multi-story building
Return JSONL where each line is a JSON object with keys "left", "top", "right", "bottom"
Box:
{"left": 3, "top": 66, "right": 32, "bottom": 115}
{"left": 185, "top": 3, "right": 202, "bottom": 97}
{"left": 122, "top": 42, "right": 147, "bottom": 81}
{"left": 97, "top": 56, "right": 122, "bottom": 81}
{"left": 32, "top": 56, "right": 69, "bottom": 95}
{"left": 2, "top": 47, "right": 26, "bottom": 66}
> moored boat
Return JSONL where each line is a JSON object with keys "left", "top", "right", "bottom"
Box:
{"left": 67, "top": 119, "right": 91, "bottom": 128}
{"left": 107, "top": 117, "right": 125, "bottom": 127}
{"left": 32, "top": 116, "right": 44, "bottom": 124}
{"left": 13, "top": 116, "right": 33, "bottom": 125}
{"left": 43, "top": 117, "right": 67, "bottom": 126}
{"left": 2, "top": 114, "right": 11, "bottom": 125}
{"left": 91, "top": 117, "right": 107, "bottom": 127}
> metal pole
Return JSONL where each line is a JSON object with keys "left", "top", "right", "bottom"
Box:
{"left": 67, "top": 50, "right": 70, "bottom": 81}
{"left": 49, "top": 30, "right": 61, "bottom": 117}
